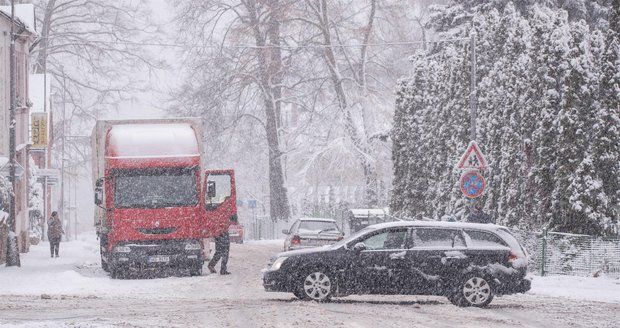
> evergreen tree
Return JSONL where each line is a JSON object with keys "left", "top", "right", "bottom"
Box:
{"left": 390, "top": 1, "right": 618, "bottom": 235}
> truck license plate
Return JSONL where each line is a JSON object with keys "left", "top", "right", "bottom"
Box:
{"left": 148, "top": 255, "right": 170, "bottom": 263}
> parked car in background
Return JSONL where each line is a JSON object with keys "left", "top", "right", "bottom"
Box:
{"left": 264, "top": 220, "right": 530, "bottom": 307}
{"left": 229, "top": 223, "right": 244, "bottom": 244}
{"left": 282, "top": 218, "right": 344, "bottom": 251}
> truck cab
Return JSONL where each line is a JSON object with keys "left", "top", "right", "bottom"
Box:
{"left": 92, "top": 119, "right": 237, "bottom": 278}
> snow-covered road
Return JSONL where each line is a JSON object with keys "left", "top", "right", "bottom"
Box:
{"left": 1, "top": 235, "right": 618, "bottom": 327}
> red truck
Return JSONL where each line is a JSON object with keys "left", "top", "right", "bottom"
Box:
{"left": 91, "top": 118, "right": 237, "bottom": 278}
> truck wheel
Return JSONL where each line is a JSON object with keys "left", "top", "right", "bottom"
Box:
{"left": 110, "top": 266, "right": 126, "bottom": 279}
{"left": 101, "top": 258, "right": 109, "bottom": 272}
{"left": 190, "top": 265, "right": 203, "bottom": 276}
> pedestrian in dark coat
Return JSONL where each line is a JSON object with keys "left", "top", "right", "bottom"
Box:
{"left": 208, "top": 215, "right": 237, "bottom": 275}
{"left": 466, "top": 202, "right": 494, "bottom": 224}
{"left": 47, "top": 211, "right": 64, "bottom": 257}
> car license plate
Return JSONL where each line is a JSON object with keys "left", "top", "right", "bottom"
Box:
{"left": 148, "top": 255, "right": 170, "bottom": 263}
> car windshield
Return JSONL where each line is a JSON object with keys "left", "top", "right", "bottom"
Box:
{"left": 113, "top": 167, "right": 199, "bottom": 208}
{"left": 298, "top": 220, "right": 340, "bottom": 234}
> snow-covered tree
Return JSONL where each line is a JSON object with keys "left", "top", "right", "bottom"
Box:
{"left": 392, "top": 1, "right": 619, "bottom": 235}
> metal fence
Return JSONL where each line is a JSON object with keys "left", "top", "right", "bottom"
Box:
{"left": 512, "top": 229, "right": 620, "bottom": 278}
{"left": 247, "top": 216, "right": 291, "bottom": 241}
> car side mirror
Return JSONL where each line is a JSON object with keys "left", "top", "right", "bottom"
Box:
{"left": 353, "top": 242, "right": 367, "bottom": 253}
{"left": 282, "top": 229, "right": 289, "bottom": 235}
{"left": 207, "top": 181, "right": 216, "bottom": 198}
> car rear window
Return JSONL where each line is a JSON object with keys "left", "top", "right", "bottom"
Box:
{"left": 464, "top": 229, "right": 507, "bottom": 247}
{"left": 298, "top": 220, "right": 339, "bottom": 234}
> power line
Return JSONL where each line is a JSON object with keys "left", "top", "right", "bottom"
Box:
{"left": 38, "top": 37, "right": 470, "bottom": 50}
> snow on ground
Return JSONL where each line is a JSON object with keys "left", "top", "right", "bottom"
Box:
{"left": 530, "top": 275, "right": 620, "bottom": 303}
{"left": 1, "top": 235, "right": 619, "bottom": 328}
{"left": 244, "top": 239, "right": 284, "bottom": 246}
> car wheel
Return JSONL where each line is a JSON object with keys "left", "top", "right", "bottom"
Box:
{"left": 300, "top": 270, "right": 334, "bottom": 302}
{"left": 453, "top": 275, "right": 494, "bottom": 307}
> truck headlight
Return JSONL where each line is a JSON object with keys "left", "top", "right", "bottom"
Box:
{"left": 270, "top": 257, "right": 288, "bottom": 271}
{"left": 114, "top": 245, "right": 131, "bottom": 253}
{"left": 184, "top": 241, "right": 201, "bottom": 251}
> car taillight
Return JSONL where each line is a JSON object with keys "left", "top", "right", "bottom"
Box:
{"left": 291, "top": 235, "right": 301, "bottom": 245}
{"left": 336, "top": 235, "right": 343, "bottom": 241}
{"left": 508, "top": 251, "right": 519, "bottom": 263}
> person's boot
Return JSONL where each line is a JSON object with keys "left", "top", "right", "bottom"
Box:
{"left": 220, "top": 271, "right": 231, "bottom": 275}
{"left": 207, "top": 265, "right": 217, "bottom": 274}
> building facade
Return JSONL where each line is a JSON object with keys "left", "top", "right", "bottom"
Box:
{"left": 0, "top": 5, "right": 36, "bottom": 259}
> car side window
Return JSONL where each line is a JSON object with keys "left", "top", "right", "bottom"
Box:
{"left": 359, "top": 229, "right": 408, "bottom": 250}
{"left": 464, "top": 229, "right": 507, "bottom": 247}
{"left": 290, "top": 221, "right": 300, "bottom": 234}
{"left": 411, "top": 228, "right": 462, "bottom": 248}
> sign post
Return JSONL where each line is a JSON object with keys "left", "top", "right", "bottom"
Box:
{"left": 456, "top": 141, "right": 488, "bottom": 199}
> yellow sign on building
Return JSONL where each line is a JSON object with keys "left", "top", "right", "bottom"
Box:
{"left": 31, "top": 113, "right": 47, "bottom": 149}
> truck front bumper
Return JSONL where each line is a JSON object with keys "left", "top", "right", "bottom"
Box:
{"left": 110, "top": 239, "right": 203, "bottom": 270}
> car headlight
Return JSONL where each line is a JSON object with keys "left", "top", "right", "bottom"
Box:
{"left": 114, "top": 245, "right": 131, "bottom": 253}
{"left": 270, "top": 257, "right": 288, "bottom": 271}
{"left": 184, "top": 241, "right": 202, "bottom": 251}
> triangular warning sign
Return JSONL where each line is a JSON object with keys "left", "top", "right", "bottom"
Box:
{"left": 457, "top": 141, "right": 488, "bottom": 170}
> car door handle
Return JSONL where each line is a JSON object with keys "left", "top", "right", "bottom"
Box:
{"left": 443, "top": 251, "right": 467, "bottom": 260}
{"left": 389, "top": 251, "right": 407, "bottom": 260}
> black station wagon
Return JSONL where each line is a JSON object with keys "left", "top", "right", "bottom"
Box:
{"left": 263, "top": 221, "right": 531, "bottom": 307}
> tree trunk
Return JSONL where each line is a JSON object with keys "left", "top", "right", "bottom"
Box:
{"left": 316, "top": 0, "right": 378, "bottom": 207}
{"left": 34, "top": 0, "right": 56, "bottom": 74}
{"left": 247, "top": 0, "right": 291, "bottom": 221}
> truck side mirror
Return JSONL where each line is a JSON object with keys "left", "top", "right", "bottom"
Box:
{"left": 94, "top": 178, "right": 104, "bottom": 207}
{"left": 206, "top": 181, "right": 216, "bottom": 198}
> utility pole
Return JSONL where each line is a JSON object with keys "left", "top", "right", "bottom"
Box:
{"left": 469, "top": 32, "right": 477, "bottom": 142}
{"left": 60, "top": 66, "right": 66, "bottom": 241}
{"left": 73, "top": 168, "right": 77, "bottom": 240}
{"left": 6, "top": 0, "right": 20, "bottom": 267}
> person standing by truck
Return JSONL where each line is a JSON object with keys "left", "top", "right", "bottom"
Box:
{"left": 47, "top": 211, "right": 64, "bottom": 258}
{"left": 207, "top": 216, "right": 238, "bottom": 275}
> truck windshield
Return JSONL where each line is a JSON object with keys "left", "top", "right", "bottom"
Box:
{"left": 113, "top": 168, "right": 198, "bottom": 208}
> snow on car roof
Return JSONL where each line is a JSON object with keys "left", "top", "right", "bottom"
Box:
{"left": 107, "top": 123, "right": 199, "bottom": 158}
{"left": 366, "top": 220, "right": 507, "bottom": 231}
{"left": 298, "top": 217, "right": 337, "bottom": 222}
{"left": 349, "top": 208, "right": 389, "bottom": 217}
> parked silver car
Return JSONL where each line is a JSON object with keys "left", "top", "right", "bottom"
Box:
{"left": 282, "top": 218, "right": 344, "bottom": 251}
